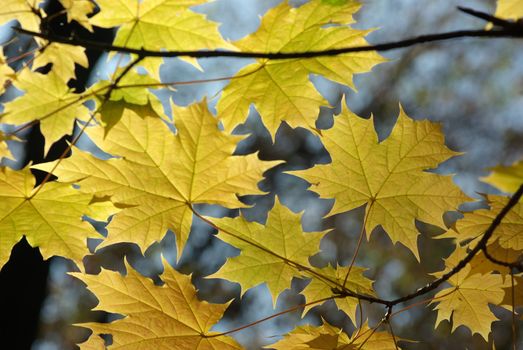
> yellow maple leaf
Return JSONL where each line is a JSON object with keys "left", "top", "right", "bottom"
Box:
{"left": 59, "top": 0, "right": 95, "bottom": 31}
{"left": 217, "top": 0, "right": 384, "bottom": 138}
{"left": 495, "top": 0, "right": 523, "bottom": 20}
{"left": 0, "top": 131, "right": 20, "bottom": 161}
{"left": 344, "top": 321, "right": 401, "bottom": 350}
{"left": 268, "top": 324, "right": 339, "bottom": 350}
{"left": 1, "top": 69, "right": 90, "bottom": 154}
{"left": 89, "top": 68, "right": 161, "bottom": 108}
{"left": 33, "top": 43, "right": 89, "bottom": 82}
{"left": 0, "top": 0, "right": 43, "bottom": 32}
{"left": 73, "top": 258, "right": 241, "bottom": 350}
{"left": 290, "top": 103, "right": 470, "bottom": 258}
{"left": 270, "top": 321, "right": 399, "bottom": 350}
{"left": 89, "top": 0, "right": 226, "bottom": 51}
{"left": 432, "top": 264, "right": 508, "bottom": 340}
{"left": 451, "top": 195, "right": 523, "bottom": 251}
{"left": 0, "top": 166, "right": 116, "bottom": 270}
{"left": 482, "top": 159, "right": 523, "bottom": 194}
{"left": 207, "top": 198, "right": 325, "bottom": 304}
{"left": 89, "top": 0, "right": 235, "bottom": 76}
{"left": 78, "top": 334, "right": 105, "bottom": 350}
{"left": 470, "top": 241, "right": 520, "bottom": 276}
{"left": 35, "top": 101, "right": 279, "bottom": 259}
{"left": 301, "top": 265, "right": 374, "bottom": 321}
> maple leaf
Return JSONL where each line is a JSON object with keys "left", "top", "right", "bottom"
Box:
{"left": 345, "top": 321, "right": 402, "bottom": 350}
{"left": 35, "top": 101, "right": 279, "bottom": 259}
{"left": 78, "top": 334, "right": 105, "bottom": 350}
{"left": 1, "top": 69, "right": 90, "bottom": 154}
{"left": 33, "top": 43, "right": 88, "bottom": 82}
{"left": 217, "top": 0, "right": 383, "bottom": 138}
{"left": 495, "top": 0, "right": 523, "bottom": 20}
{"left": 90, "top": 0, "right": 230, "bottom": 51}
{"left": 207, "top": 198, "right": 325, "bottom": 303}
{"left": 270, "top": 321, "right": 399, "bottom": 350}
{"left": 74, "top": 258, "right": 242, "bottom": 350}
{"left": 0, "top": 166, "right": 116, "bottom": 270}
{"left": 59, "top": 0, "right": 95, "bottom": 31}
{"left": 431, "top": 259, "right": 509, "bottom": 340}
{"left": 290, "top": 102, "right": 470, "bottom": 258}
{"left": 451, "top": 195, "right": 523, "bottom": 251}
{"left": 268, "top": 324, "right": 339, "bottom": 350}
{"left": 89, "top": 0, "right": 235, "bottom": 77}
{"left": 469, "top": 241, "right": 520, "bottom": 276}
{"left": 482, "top": 159, "right": 523, "bottom": 193}
{"left": 0, "top": 131, "right": 20, "bottom": 161}
{"left": 89, "top": 68, "right": 161, "bottom": 108}
{"left": 0, "top": 0, "right": 44, "bottom": 32}
{"left": 300, "top": 265, "right": 374, "bottom": 321}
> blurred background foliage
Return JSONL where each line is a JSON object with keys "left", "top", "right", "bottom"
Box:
{"left": 1, "top": 0, "right": 522, "bottom": 349}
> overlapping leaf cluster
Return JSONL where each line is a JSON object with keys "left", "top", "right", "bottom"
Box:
{"left": 0, "top": 0, "right": 522, "bottom": 349}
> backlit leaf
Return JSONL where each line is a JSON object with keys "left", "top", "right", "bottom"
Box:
{"left": 74, "top": 258, "right": 241, "bottom": 349}
{"left": 217, "top": 0, "right": 383, "bottom": 138}
{"left": 35, "top": 101, "right": 279, "bottom": 259}
{"left": 301, "top": 265, "right": 374, "bottom": 321}
{"left": 482, "top": 159, "right": 523, "bottom": 194}
{"left": 0, "top": 166, "right": 116, "bottom": 270}
{"left": 290, "top": 102, "right": 470, "bottom": 258}
{"left": 1, "top": 69, "right": 90, "bottom": 154}
{"left": 432, "top": 264, "right": 508, "bottom": 340}
{"left": 59, "top": 0, "right": 95, "bottom": 31}
{"left": 495, "top": 0, "right": 523, "bottom": 20}
{"left": 0, "top": 0, "right": 43, "bottom": 32}
{"left": 208, "top": 198, "right": 325, "bottom": 303}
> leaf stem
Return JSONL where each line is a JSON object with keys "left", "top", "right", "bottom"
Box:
{"left": 343, "top": 207, "right": 371, "bottom": 288}
{"left": 204, "top": 296, "right": 334, "bottom": 338}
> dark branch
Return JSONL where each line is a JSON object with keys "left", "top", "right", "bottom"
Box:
{"left": 457, "top": 6, "right": 521, "bottom": 29}
{"left": 14, "top": 27, "right": 523, "bottom": 60}
{"left": 333, "top": 184, "right": 523, "bottom": 306}
{"left": 482, "top": 245, "right": 523, "bottom": 271}
{"left": 389, "top": 183, "right": 523, "bottom": 305}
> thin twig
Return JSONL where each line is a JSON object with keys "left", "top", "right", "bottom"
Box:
{"left": 511, "top": 271, "right": 517, "bottom": 350}
{"left": 204, "top": 296, "right": 334, "bottom": 338}
{"left": 388, "top": 320, "right": 399, "bottom": 350}
{"left": 457, "top": 6, "right": 520, "bottom": 29}
{"left": 343, "top": 208, "right": 371, "bottom": 287}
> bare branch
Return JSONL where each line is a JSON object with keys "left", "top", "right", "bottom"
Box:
{"left": 13, "top": 26, "right": 523, "bottom": 61}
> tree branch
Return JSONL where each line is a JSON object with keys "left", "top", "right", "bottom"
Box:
{"left": 333, "top": 183, "right": 523, "bottom": 306}
{"left": 14, "top": 26, "right": 523, "bottom": 60}
{"left": 389, "top": 183, "right": 523, "bottom": 306}
{"left": 482, "top": 245, "right": 523, "bottom": 271}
